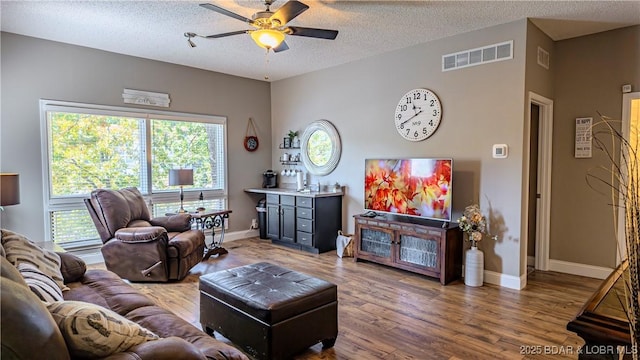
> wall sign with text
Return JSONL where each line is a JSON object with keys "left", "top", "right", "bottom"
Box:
{"left": 575, "top": 117, "right": 593, "bottom": 158}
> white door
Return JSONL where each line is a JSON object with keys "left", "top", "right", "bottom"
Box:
{"left": 527, "top": 92, "right": 553, "bottom": 273}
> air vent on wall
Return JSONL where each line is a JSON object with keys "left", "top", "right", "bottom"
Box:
{"left": 537, "top": 46, "right": 549, "bottom": 69}
{"left": 442, "top": 40, "right": 513, "bottom": 72}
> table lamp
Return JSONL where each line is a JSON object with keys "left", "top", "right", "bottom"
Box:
{"left": 169, "top": 169, "right": 193, "bottom": 213}
{"left": 0, "top": 173, "right": 20, "bottom": 211}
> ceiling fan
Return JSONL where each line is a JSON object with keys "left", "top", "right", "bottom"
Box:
{"left": 184, "top": 0, "right": 339, "bottom": 52}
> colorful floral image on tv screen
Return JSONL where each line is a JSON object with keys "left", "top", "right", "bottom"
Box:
{"left": 364, "top": 158, "right": 452, "bottom": 221}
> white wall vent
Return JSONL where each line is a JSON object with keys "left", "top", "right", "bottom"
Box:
{"left": 537, "top": 46, "right": 550, "bottom": 69}
{"left": 442, "top": 40, "right": 513, "bottom": 72}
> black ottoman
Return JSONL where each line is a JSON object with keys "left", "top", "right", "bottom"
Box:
{"left": 199, "top": 262, "right": 338, "bottom": 360}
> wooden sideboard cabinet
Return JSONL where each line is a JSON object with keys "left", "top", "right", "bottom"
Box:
{"left": 266, "top": 194, "right": 296, "bottom": 243}
{"left": 264, "top": 192, "right": 342, "bottom": 254}
{"left": 353, "top": 215, "right": 463, "bottom": 284}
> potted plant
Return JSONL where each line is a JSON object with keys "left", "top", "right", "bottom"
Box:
{"left": 458, "top": 204, "right": 488, "bottom": 287}
{"left": 288, "top": 130, "right": 299, "bottom": 148}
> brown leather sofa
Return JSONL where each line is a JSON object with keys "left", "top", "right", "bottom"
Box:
{"left": 1, "top": 252, "right": 249, "bottom": 360}
{"left": 84, "top": 187, "right": 204, "bottom": 282}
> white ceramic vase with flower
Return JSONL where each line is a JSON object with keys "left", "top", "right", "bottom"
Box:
{"left": 458, "top": 204, "right": 487, "bottom": 286}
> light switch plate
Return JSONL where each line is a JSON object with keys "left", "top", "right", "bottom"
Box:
{"left": 493, "top": 144, "right": 508, "bottom": 158}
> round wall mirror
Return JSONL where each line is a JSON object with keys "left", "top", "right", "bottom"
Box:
{"left": 300, "top": 120, "right": 341, "bottom": 176}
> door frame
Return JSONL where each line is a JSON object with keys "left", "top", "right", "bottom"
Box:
{"left": 617, "top": 92, "right": 640, "bottom": 264}
{"left": 526, "top": 92, "right": 554, "bottom": 272}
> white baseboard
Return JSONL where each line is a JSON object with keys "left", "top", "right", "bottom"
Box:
{"left": 478, "top": 260, "right": 612, "bottom": 290}
{"left": 462, "top": 265, "right": 526, "bottom": 290}
{"left": 213, "top": 229, "right": 259, "bottom": 242}
{"left": 548, "top": 259, "right": 613, "bottom": 279}
{"left": 478, "top": 259, "right": 611, "bottom": 290}
{"left": 483, "top": 269, "right": 526, "bottom": 290}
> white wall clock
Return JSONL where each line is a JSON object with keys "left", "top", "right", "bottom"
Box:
{"left": 394, "top": 88, "right": 442, "bottom": 141}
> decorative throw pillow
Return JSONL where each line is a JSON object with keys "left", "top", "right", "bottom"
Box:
{"left": 1, "top": 229, "right": 69, "bottom": 292}
{"left": 1, "top": 256, "right": 27, "bottom": 287}
{"left": 17, "top": 262, "right": 64, "bottom": 303}
{"left": 47, "top": 301, "right": 159, "bottom": 358}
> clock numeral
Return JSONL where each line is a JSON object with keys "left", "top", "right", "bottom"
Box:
{"left": 429, "top": 120, "right": 433, "bottom": 126}
{"left": 397, "top": 113, "right": 402, "bottom": 120}
{"left": 400, "top": 123, "right": 404, "bottom": 129}
{"left": 414, "top": 92, "right": 421, "bottom": 100}
{"left": 423, "top": 127, "right": 428, "bottom": 135}
{"left": 405, "top": 97, "right": 412, "bottom": 104}
{"left": 406, "top": 129, "right": 410, "bottom": 136}
{"left": 400, "top": 104, "right": 408, "bottom": 112}
{"left": 414, "top": 131, "right": 419, "bottom": 138}
{"left": 430, "top": 99, "right": 435, "bottom": 106}
{"left": 433, "top": 109, "right": 438, "bottom": 116}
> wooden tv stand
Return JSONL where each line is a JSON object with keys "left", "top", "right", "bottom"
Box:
{"left": 353, "top": 214, "right": 463, "bottom": 285}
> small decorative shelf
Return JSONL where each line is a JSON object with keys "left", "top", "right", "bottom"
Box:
{"left": 279, "top": 161, "right": 300, "bottom": 165}
{"left": 279, "top": 145, "right": 301, "bottom": 150}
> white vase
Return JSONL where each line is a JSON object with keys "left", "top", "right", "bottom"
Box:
{"left": 465, "top": 246, "right": 484, "bottom": 287}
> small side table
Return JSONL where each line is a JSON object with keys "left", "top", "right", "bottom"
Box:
{"left": 167, "top": 209, "right": 232, "bottom": 261}
{"left": 192, "top": 210, "right": 232, "bottom": 260}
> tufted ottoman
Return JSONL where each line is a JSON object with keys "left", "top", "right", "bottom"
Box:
{"left": 199, "top": 262, "right": 338, "bottom": 360}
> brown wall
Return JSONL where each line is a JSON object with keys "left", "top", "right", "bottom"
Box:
{"left": 550, "top": 26, "right": 640, "bottom": 268}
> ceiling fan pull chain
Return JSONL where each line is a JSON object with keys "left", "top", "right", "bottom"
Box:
{"left": 263, "top": 48, "right": 271, "bottom": 80}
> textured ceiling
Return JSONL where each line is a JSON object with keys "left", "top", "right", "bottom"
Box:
{"left": 2, "top": 1, "right": 639, "bottom": 82}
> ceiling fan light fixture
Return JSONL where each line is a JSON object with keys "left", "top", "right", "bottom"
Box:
{"left": 250, "top": 29, "right": 285, "bottom": 50}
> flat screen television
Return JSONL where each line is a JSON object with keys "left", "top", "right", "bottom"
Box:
{"left": 364, "top": 158, "right": 452, "bottom": 222}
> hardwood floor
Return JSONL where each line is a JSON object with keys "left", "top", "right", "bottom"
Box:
{"left": 93, "top": 238, "right": 602, "bottom": 359}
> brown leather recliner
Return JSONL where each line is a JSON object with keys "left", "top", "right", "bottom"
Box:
{"left": 84, "top": 187, "right": 204, "bottom": 282}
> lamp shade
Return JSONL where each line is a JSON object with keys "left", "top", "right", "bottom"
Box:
{"left": 1, "top": 173, "right": 20, "bottom": 206}
{"left": 169, "top": 169, "right": 194, "bottom": 186}
{"left": 250, "top": 29, "right": 285, "bottom": 49}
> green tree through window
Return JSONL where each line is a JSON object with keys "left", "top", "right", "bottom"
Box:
{"left": 151, "top": 119, "right": 223, "bottom": 190}
{"left": 50, "top": 113, "right": 143, "bottom": 195}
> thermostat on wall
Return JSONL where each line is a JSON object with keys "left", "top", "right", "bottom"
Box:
{"left": 492, "top": 144, "right": 508, "bottom": 158}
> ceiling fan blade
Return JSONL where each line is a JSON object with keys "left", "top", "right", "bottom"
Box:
{"left": 285, "top": 26, "right": 338, "bottom": 40}
{"left": 273, "top": 41, "right": 290, "bottom": 53}
{"left": 270, "top": 0, "right": 309, "bottom": 26}
{"left": 204, "top": 30, "right": 249, "bottom": 39}
{"left": 200, "top": 3, "right": 254, "bottom": 25}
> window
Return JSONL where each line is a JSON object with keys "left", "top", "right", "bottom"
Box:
{"left": 40, "top": 100, "right": 227, "bottom": 247}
